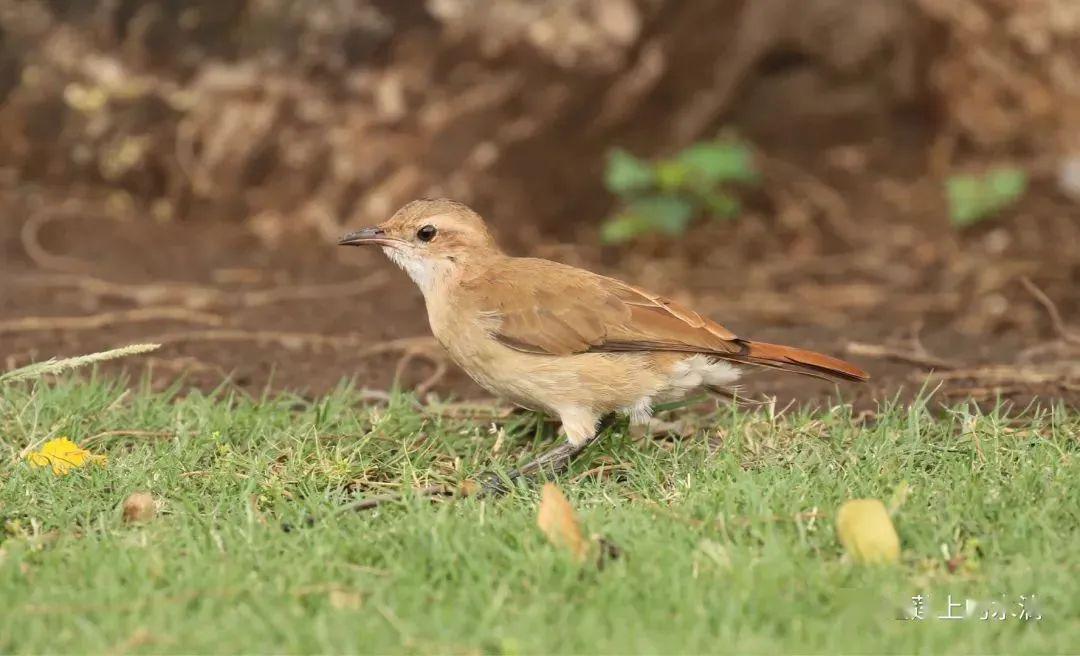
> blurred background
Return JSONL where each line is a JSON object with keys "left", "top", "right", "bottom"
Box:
{"left": 1, "top": 0, "right": 1078, "bottom": 406}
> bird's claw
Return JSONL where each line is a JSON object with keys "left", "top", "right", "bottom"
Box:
{"left": 475, "top": 470, "right": 517, "bottom": 497}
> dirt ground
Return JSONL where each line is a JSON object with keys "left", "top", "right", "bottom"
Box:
{"left": 1, "top": 0, "right": 1078, "bottom": 411}
{"left": 2, "top": 121, "right": 1078, "bottom": 411}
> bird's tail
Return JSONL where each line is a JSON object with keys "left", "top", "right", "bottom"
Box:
{"left": 733, "top": 340, "right": 869, "bottom": 383}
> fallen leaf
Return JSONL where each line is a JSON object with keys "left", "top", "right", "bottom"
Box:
{"left": 836, "top": 499, "right": 900, "bottom": 565}
{"left": 122, "top": 492, "right": 157, "bottom": 523}
{"left": 536, "top": 483, "right": 588, "bottom": 563}
{"left": 25, "top": 437, "right": 107, "bottom": 475}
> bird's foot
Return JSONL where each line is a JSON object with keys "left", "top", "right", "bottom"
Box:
{"left": 475, "top": 441, "right": 586, "bottom": 496}
{"left": 475, "top": 469, "right": 518, "bottom": 497}
{"left": 472, "top": 415, "right": 616, "bottom": 497}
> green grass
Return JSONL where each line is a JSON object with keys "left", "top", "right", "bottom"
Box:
{"left": 1, "top": 376, "right": 1077, "bottom": 654}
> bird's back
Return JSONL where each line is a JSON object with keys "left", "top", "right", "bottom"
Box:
{"left": 449, "top": 254, "right": 867, "bottom": 383}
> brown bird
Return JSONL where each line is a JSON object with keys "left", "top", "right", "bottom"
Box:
{"left": 339, "top": 199, "right": 867, "bottom": 484}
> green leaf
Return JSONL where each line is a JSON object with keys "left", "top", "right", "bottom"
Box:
{"left": 654, "top": 160, "right": 689, "bottom": 193}
{"left": 600, "top": 213, "right": 650, "bottom": 244}
{"left": 947, "top": 167, "right": 1028, "bottom": 227}
{"left": 604, "top": 149, "right": 655, "bottom": 195}
{"left": 702, "top": 191, "right": 740, "bottom": 219}
{"left": 627, "top": 196, "right": 694, "bottom": 235}
{"left": 675, "top": 141, "right": 757, "bottom": 186}
{"left": 600, "top": 196, "right": 695, "bottom": 244}
{"left": 988, "top": 168, "right": 1027, "bottom": 197}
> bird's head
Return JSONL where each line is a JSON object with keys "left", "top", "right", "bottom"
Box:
{"left": 338, "top": 198, "right": 500, "bottom": 293}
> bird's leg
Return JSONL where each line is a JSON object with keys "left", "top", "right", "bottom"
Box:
{"left": 478, "top": 440, "right": 593, "bottom": 496}
{"left": 479, "top": 412, "right": 615, "bottom": 496}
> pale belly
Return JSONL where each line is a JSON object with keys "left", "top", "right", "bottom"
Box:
{"left": 437, "top": 324, "right": 739, "bottom": 418}
{"left": 426, "top": 298, "right": 741, "bottom": 420}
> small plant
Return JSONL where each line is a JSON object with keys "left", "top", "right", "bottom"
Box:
{"left": 946, "top": 167, "right": 1028, "bottom": 227}
{"left": 601, "top": 139, "right": 758, "bottom": 243}
{"left": 0, "top": 343, "right": 160, "bottom": 384}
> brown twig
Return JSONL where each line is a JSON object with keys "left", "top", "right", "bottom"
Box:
{"left": 147, "top": 330, "right": 435, "bottom": 355}
{"left": 355, "top": 389, "right": 395, "bottom": 404}
{"left": 414, "top": 358, "right": 449, "bottom": 398}
{"left": 1017, "top": 340, "right": 1077, "bottom": 365}
{"left": 20, "top": 210, "right": 96, "bottom": 273}
{"left": 916, "top": 364, "right": 1080, "bottom": 394}
{"left": 939, "top": 384, "right": 1033, "bottom": 400}
{"left": 147, "top": 331, "right": 450, "bottom": 394}
{"left": 393, "top": 349, "right": 422, "bottom": 390}
{"left": 233, "top": 274, "right": 391, "bottom": 307}
{"left": 10, "top": 271, "right": 390, "bottom": 310}
{"left": 0, "top": 308, "right": 224, "bottom": 334}
{"left": 846, "top": 340, "right": 959, "bottom": 370}
{"left": 144, "top": 355, "right": 232, "bottom": 379}
{"left": 1020, "top": 276, "right": 1080, "bottom": 345}
{"left": 10, "top": 273, "right": 219, "bottom": 308}
{"left": 392, "top": 346, "right": 450, "bottom": 398}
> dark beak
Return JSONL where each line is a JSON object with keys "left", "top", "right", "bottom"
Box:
{"left": 337, "top": 227, "right": 394, "bottom": 247}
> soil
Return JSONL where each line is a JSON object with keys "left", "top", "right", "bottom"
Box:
{"left": 2, "top": 1, "right": 1078, "bottom": 412}
{"left": 2, "top": 119, "right": 1078, "bottom": 412}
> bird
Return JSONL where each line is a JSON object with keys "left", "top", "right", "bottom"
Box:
{"left": 339, "top": 198, "right": 868, "bottom": 486}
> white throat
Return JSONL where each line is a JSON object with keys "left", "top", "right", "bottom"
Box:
{"left": 383, "top": 247, "right": 449, "bottom": 297}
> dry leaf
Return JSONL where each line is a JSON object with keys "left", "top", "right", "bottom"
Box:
{"left": 25, "top": 437, "right": 107, "bottom": 475}
{"left": 836, "top": 499, "right": 901, "bottom": 565}
{"left": 122, "top": 492, "right": 157, "bottom": 523}
{"left": 536, "top": 483, "right": 588, "bottom": 563}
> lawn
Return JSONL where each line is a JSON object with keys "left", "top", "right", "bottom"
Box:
{"left": 1, "top": 376, "right": 1077, "bottom": 654}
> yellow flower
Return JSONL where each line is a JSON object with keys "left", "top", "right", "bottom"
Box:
{"left": 836, "top": 498, "right": 900, "bottom": 565}
{"left": 25, "top": 437, "right": 107, "bottom": 475}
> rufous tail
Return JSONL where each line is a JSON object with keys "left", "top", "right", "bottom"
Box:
{"left": 737, "top": 340, "right": 869, "bottom": 382}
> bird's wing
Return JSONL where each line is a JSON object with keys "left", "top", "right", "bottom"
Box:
{"left": 465, "top": 258, "right": 743, "bottom": 357}
{"left": 465, "top": 257, "right": 869, "bottom": 382}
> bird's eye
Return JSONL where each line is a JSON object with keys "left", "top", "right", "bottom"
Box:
{"left": 416, "top": 225, "right": 437, "bottom": 242}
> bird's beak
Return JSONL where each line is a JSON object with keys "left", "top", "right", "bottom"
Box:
{"left": 337, "top": 226, "right": 397, "bottom": 247}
